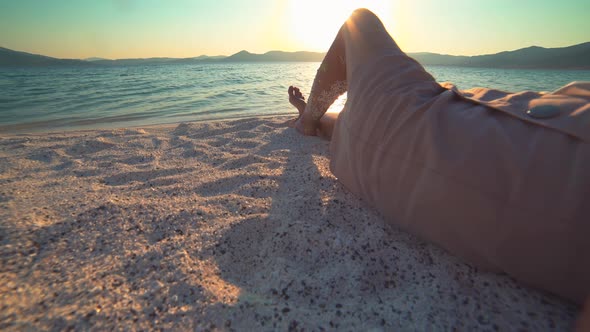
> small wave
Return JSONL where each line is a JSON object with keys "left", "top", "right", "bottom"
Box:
{"left": 166, "top": 107, "right": 246, "bottom": 118}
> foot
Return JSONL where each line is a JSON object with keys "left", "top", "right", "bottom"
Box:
{"left": 288, "top": 86, "right": 306, "bottom": 114}
{"left": 287, "top": 86, "right": 319, "bottom": 135}
{"left": 287, "top": 86, "right": 307, "bottom": 128}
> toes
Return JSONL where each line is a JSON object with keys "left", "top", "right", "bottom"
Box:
{"left": 293, "top": 87, "right": 304, "bottom": 100}
{"left": 289, "top": 86, "right": 306, "bottom": 102}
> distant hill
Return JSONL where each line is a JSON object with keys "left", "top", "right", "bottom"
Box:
{"left": 1, "top": 42, "right": 589, "bottom": 69}
{"left": 88, "top": 55, "right": 228, "bottom": 66}
{"left": 92, "top": 57, "right": 180, "bottom": 66}
{"left": 84, "top": 57, "right": 108, "bottom": 61}
{"left": 408, "top": 42, "right": 590, "bottom": 69}
{"left": 223, "top": 50, "right": 325, "bottom": 62}
{"left": 193, "top": 55, "right": 226, "bottom": 60}
{"left": 0, "top": 47, "right": 92, "bottom": 67}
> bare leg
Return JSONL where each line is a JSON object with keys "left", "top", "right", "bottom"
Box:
{"left": 288, "top": 19, "right": 348, "bottom": 136}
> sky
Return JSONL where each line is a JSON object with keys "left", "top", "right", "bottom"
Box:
{"left": 0, "top": 0, "right": 589, "bottom": 59}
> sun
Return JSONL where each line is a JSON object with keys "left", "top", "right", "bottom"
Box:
{"left": 287, "top": 0, "right": 393, "bottom": 51}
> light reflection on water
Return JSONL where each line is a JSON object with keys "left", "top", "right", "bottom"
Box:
{"left": 1, "top": 63, "right": 589, "bottom": 133}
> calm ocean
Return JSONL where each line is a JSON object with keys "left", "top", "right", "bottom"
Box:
{"left": 1, "top": 63, "right": 589, "bottom": 133}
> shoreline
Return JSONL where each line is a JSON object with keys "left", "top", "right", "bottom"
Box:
{"left": 0, "top": 113, "right": 295, "bottom": 136}
{"left": 0, "top": 116, "right": 579, "bottom": 329}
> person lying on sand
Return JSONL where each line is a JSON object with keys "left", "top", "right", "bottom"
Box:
{"left": 287, "top": 8, "right": 590, "bottom": 312}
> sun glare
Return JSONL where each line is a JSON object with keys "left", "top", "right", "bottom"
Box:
{"left": 287, "top": 0, "right": 393, "bottom": 51}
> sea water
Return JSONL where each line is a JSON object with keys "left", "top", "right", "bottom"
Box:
{"left": 1, "top": 63, "right": 589, "bottom": 133}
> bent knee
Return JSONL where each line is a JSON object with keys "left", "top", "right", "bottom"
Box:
{"left": 349, "top": 8, "right": 379, "bottom": 21}
{"left": 347, "top": 8, "right": 386, "bottom": 33}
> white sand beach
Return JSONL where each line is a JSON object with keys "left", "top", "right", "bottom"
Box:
{"left": 0, "top": 116, "right": 580, "bottom": 330}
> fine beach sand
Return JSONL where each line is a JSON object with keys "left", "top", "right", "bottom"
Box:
{"left": 0, "top": 116, "right": 580, "bottom": 330}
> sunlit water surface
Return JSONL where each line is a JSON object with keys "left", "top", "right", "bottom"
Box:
{"left": 1, "top": 63, "right": 589, "bottom": 133}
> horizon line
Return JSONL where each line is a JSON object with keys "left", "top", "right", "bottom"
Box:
{"left": 2, "top": 41, "right": 589, "bottom": 61}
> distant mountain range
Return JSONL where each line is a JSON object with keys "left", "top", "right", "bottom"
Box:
{"left": 222, "top": 50, "right": 325, "bottom": 62}
{"left": 0, "top": 47, "right": 91, "bottom": 67}
{"left": 1, "top": 42, "right": 590, "bottom": 69}
{"left": 409, "top": 42, "right": 590, "bottom": 69}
